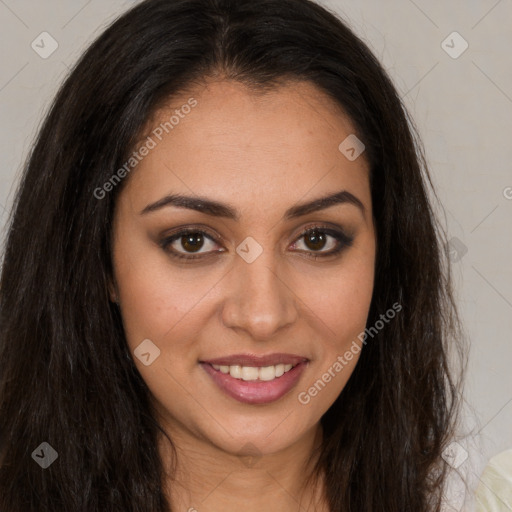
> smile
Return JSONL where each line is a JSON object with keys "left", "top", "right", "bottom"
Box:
{"left": 200, "top": 359, "right": 309, "bottom": 405}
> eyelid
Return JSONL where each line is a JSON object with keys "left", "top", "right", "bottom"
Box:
{"left": 293, "top": 222, "right": 353, "bottom": 242}
{"left": 290, "top": 223, "right": 354, "bottom": 257}
{"left": 161, "top": 225, "right": 221, "bottom": 242}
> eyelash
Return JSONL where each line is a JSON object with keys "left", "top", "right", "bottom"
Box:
{"left": 159, "top": 224, "right": 354, "bottom": 262}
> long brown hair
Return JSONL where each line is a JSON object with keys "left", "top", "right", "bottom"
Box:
{"left": 0, "top": 0, "right": 466, "bottom": 510}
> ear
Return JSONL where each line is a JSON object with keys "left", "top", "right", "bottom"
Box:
{"left": 107, "top": 276, "right": 119, "bottom": 303}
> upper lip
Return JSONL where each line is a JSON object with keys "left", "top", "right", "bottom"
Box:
{"left": 200, "top": 353, "right": 309, "bottom": 367}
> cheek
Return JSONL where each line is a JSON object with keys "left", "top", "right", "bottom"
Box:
{"left": 294, "top": 245, "right": 374, "bottom": 406}
{"left": 301, "top": 245, "right": 375, "bottom": 343}
{"left": 113, "top": 255, "right": 210, "bottom": 419}
{"left": 112, "top": 231, "right": 220, "bottom": 351}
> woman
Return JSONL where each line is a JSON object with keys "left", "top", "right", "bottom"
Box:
{"left": 0, "top": 0, "right": 467, "bottom": 510}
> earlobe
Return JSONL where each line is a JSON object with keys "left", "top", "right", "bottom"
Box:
{"left": 107, "top": 277, "right": 119, "bottom": 304}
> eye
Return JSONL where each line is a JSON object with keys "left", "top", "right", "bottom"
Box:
{"left": 160, "top": 224, "right": 354, "bottom": 262}
{"left": 160, "top": 228, "right": 223, "bottom": 260}
{"left": 290, "top": 225, "right": 354, "bottom": 259}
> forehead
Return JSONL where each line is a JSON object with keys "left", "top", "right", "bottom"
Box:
{"left": 120, "top": 79, "right": 371, "bottom": 218}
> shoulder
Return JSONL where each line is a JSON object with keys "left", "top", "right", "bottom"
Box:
{"left": 475, "top": 449, "right": 512, "bottom": 511}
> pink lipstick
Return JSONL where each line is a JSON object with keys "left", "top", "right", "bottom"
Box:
{"left": 199, "top": 353, "right": 309, "bottom": 405}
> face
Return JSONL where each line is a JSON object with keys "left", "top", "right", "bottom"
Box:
{"left": 110, "top": 79, "right": 376, "bottom": 458}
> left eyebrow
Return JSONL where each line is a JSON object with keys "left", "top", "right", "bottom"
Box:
{"left": 140, "top": 189, "right": 366, "bottom": 221}
{"left": 283, "top": 190, "right": 365, "bottom": 220}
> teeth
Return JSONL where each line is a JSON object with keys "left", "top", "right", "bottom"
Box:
{"left": 229, "top": 365, "right": 242, "bottom": 379}
{"left": 241, "top": 366, "right": 259, "bottom": 381}
{"left": 210, "top": 363, "right": 297, "bottom": 381}
{"left": 274, "top": 364, "right": 285, "bottom": 378}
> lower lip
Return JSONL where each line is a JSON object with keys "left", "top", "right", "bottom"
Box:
{"left": 200, "top": 362, "right": 308, "bottom": 405}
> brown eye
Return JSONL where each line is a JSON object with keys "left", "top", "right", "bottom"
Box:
{"left": 303, "top": 229, "right": 327, "bottom": 251}
{"left": 160, "top": 225, "right": 354, "bottom": 262}
{"left": 180, "top": 232, "right": 205, "bottom": 253}
{"left": 160, "top": 229, "right": 222, "bottom": 260}
{"left": 292, "top": 226, "right": 354, "bottom": 259}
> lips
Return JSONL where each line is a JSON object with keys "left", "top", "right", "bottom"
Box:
{"left": 200, "top": 360, "right": 308, "bottom": 404}
{"left": 200, "top": 353, "right": 308, "bottom": 367}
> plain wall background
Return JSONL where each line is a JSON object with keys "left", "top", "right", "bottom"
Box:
{"left": 0, "top": 0, "right": 511, "bottom": 501}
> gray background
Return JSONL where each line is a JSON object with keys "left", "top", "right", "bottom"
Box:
{"left": 0, "top": 0, "right": 511, "bottom": 497}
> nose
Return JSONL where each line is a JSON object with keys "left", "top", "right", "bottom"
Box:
{"left": 221, "top": 247, "right": 298, "bottom": 340}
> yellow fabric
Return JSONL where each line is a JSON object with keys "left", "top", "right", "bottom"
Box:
{"left": 475, "top": 449, "right": 512, "bottom": 511}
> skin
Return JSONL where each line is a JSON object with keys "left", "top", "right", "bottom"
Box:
{"left": 109, "top": 79, "right": 376, "bottom": 511}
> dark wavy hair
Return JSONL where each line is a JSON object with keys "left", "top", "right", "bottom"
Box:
{"left": 0, "top": 0, "right": 467, "bottom": 510}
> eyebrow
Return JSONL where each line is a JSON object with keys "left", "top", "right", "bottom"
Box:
{"left": 140, "top": 189, "right": 365, "bottom": 221}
